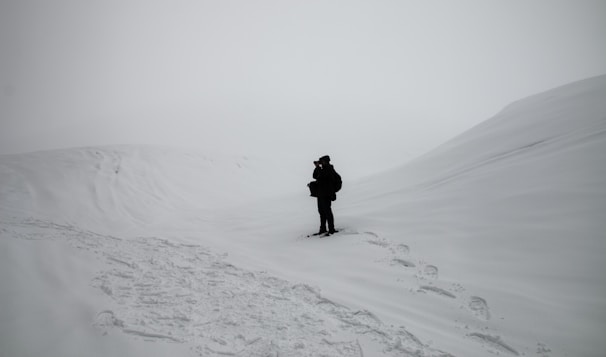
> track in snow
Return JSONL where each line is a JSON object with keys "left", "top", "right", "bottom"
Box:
{"left": 2, "top": 217, "right": 453, "bottom": 357}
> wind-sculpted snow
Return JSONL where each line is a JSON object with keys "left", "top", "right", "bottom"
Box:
{"left": 2, "top": 216, "right": 451, "bottom": 357}
{"left": 341, "top": 75, "right": 606, "bottom": 357}
{"left": 2, "top": 75, "right": 606, "bottom": 357}
{"left": 0, "top": 146, "right": 301, "bottom": 235}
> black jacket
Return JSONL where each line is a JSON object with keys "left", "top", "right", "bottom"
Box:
{"left": 313, "top": 164, "right": 336, "bottom": 198}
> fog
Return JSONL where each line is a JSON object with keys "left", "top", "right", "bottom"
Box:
{"left": 1, "top": 0, "right": 605, "bottom": 176}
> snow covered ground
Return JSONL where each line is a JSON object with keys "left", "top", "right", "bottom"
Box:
{"left": 1, "top": 75, "right": 605, "bottom": 356}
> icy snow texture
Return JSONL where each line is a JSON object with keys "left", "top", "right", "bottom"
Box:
{"left": 1, "top": 75, "right": 605, "bottom": 356}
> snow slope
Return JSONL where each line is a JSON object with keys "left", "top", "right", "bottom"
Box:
{"left": 1, "top": 75, "right": 605, "bottom": 357}
{"left": 0, "top": 146, "right": 305, "bottom": 235}
{"left": 341, "top": 75, "right": 606, "bottom": 356}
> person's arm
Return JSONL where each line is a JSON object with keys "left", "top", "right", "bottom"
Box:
{"left": 313, "top": 161, "right": 321, "bottom": 179}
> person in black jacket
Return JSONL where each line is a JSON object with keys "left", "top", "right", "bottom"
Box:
{"left": 312, "top": 155, "right": 337, "bottom": 235}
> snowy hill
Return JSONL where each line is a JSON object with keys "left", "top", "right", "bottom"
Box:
{"left": 338, "top": 75, "right": 606, "bottom": 356}
{"left": 0, "top": 146, "right": 304, "bottom": 235}
{"left": 1, "top": 75, "right": 605, "bottom": 357}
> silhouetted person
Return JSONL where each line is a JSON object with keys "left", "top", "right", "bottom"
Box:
{"left": 312, "top": 155, "right": 338, "bottom": 235}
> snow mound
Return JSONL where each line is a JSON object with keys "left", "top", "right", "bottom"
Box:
{"left": 0, "top": 146, "right": 299, "bottom": 235}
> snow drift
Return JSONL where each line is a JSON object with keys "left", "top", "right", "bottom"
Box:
{"left": 1, "top": 75, "right": 605, "bottom": 357}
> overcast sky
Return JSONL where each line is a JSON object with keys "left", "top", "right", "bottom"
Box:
{"left": 1, "top": 0, "right": 605, "bottom": 175}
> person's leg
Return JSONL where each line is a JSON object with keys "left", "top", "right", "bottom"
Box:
{"left": 326, "top": 200, "right": 335, "bottom": 233}
{"left": 317, "top": 198, "right": 327, "bottom": 233}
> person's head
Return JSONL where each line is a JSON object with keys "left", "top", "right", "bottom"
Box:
{"left": 319, "top": 155, "right": 331, "bottom": 165}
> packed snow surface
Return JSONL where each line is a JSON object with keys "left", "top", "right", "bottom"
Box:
{"left": 1, "top": 75, "right": 605, "bottom": 356}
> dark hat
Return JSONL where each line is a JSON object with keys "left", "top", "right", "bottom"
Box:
{"left": 319, "top": 155, "right": 331, "bottom": 162}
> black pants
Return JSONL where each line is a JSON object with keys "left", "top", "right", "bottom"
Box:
{"left": 317, "top": 196, "right": 335, "bottom": 232}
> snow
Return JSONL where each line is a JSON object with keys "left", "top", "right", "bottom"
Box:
{"left": 1, "top": 74, "right": 606, "bottom": 356}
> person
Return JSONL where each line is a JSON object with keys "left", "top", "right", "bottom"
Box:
{"left": 312, "top": 155, "right": 338, "bottom": 235}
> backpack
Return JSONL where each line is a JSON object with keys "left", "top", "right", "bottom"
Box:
{"left": 331, "top": 170, "right": 342, "bottom": 193}
{"left": 308, "top": 167, "right": 341, "bottom": 198}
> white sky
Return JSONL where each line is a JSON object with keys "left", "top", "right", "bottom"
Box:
{"left": 1, "top": 0, "right": 605, "bottom": 175}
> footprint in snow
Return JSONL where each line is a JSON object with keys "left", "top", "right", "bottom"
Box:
{"left": 363, "top": 231, "right": 390, "bottom": 248}
{"left": 418, "top": 285, "right": 457, "bottom": 299}
{"left": 366, "top": 238, "right": 390, "bottom": 248}
{"left": 93, "top": 310, "right": 124, "bottom": 335}
{"left": 363, "top": 232, "right": 410, "bottom": 256}
{"left": 468, "top": 332, "right": 520, "bottom": 356}
{"left": 391, "top": 258, "right": 416, "bottom": 268}
{"left": 391, "top": 243, "right": 410, "bottom": 255}
{"left": 468, "top": 296, "right": 491, "bottom": 321}
{"left": 421, "top": 265, "right": 439, "bottom": 280}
